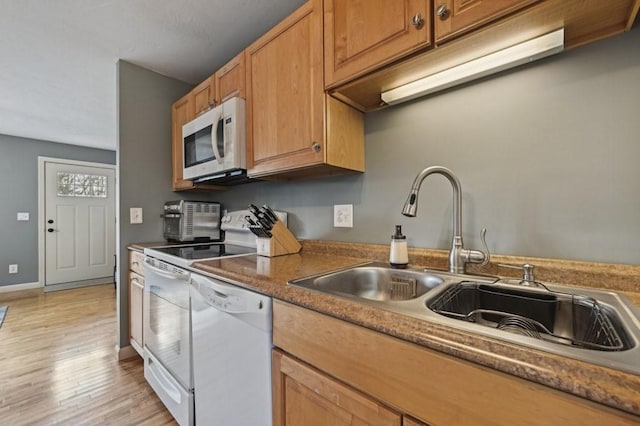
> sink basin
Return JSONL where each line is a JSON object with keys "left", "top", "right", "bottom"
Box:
{"left": 289, "top": 262, "right": 640, "bottom": 375}
{"left": 289, "top": 263, "right": 445, "bottom": 302}
{"left": 426, "top": 281, "right": 633, "bottom": 351}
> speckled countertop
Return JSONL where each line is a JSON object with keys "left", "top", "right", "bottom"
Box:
{"left": 140, "top": 240, "right": 640, "bottom": 416}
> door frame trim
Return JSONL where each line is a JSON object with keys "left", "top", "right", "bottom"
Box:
{"left": 37, "top": 156, "right": 116, "bottom": 288}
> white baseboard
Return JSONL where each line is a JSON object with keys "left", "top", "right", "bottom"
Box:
{"left": 115, "top": 344, "right": 140, "bottom": 361}
{"left": 44, "top": 277, "right": 113, "bottom": 292}
{"left": 0, "top": 281, "right": 42, "bottom": 293}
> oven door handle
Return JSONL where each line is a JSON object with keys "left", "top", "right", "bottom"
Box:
{"left": 147, "top": 354, "right": 182, "bottom": 403}
{"left": 144, "top": 260, "right": 189, "bottom": 281}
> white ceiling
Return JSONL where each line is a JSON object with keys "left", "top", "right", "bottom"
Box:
{"left": 0, "top": 0, "right": 306, "bottom": 151}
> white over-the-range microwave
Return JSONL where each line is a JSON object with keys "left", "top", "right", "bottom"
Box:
{"left": 182, "top": 97, "right": 247, "bottom": 184}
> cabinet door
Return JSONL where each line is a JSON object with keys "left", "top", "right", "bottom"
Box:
{"left": 324, "top": 0, "right": 431, "bottom": 88}
{"left": 129, "top": 271, "right": 144, "bottom": 354}
{"left": 246, "top": 0, "right": 325, "bottom": 177}
{"left": 193, "top": 75, "right": 216, "bottom": 116}
{"left": 434, "top": 0, "right": 539, "bottom": 42}
{"left": 171, "top": 93, "right": 196, "bottom": 191}
{"left": 216, "top": 51, "right": 245, "bottom": 103}
{"left": 273, "top": 350, "right": 401, "bottom": 426}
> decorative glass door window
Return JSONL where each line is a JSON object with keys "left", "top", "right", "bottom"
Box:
{"left": 56, "top": 172, "right": 107, "bottom": 198}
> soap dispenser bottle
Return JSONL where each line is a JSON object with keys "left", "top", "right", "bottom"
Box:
{"left": 389, "top": 225, "right": 408, "bottom": 269}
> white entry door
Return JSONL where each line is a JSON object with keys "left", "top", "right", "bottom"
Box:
{"left": 44, "top": 161, "right": 116, "bottom": 286}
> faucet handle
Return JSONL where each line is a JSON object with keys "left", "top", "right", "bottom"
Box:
{"left": 479, "top": 227, "right": 490, "bottom": 266}
{"left": 461, "top": 228, "right": 490, "bottom": 267}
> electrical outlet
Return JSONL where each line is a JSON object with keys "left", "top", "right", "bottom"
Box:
{"left": 333, "top": 204, "right": 353, "bottom": 228}
{"left": 130, "top": 207, "right": 143, "bottom": 224}
{"left": 9, "top": 264, "right": 18, "bottom": 274}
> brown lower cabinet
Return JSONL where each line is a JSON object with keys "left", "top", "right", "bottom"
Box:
{"left": 272, "top": 300, "right": 638, "bottom": 425}
{"left": 273, "top": 350, "right": 403, "bottom": 425}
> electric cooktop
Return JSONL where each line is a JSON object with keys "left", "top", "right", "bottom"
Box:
{"left": 144, "top": 242, "right": 256, "bottom": 268}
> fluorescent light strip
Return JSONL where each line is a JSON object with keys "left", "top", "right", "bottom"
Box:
{"left": 381, "top": 28, "right": 565, "bottom": 105}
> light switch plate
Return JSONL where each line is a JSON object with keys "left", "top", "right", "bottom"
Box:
{"left": 130, "top": 207, "right": 143, "bottom": 224}
{"left": 17, "top": 212, "right": 29, "bottom": 221}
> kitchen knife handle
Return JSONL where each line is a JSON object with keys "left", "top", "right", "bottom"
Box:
{"left": 262, "top": 205, "right": 279, "bottom": 223}
{"left": 249, "top": 204, "right": 261, "bottom": 217}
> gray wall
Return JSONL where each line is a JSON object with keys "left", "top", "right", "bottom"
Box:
{"left": 214, "top": 27, "right": 640, "bottom": 266}
{"left": 116, "top": 60, "right": 199, "bottom": 348}
{"left": 0, "top": 134, "right": 115, "bottom": 286}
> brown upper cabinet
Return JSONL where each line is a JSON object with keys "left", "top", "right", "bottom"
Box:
{"left": 329, "top": 0, "right": 640, "bottom": 111}
{"left": 216, "top": 52, "right": 245, "bottom": 104}
{"left": 433, "top": 0, "right": 540, "bottom": 43}
{"left": 245, "top": 0, "right": 364, "bottom": 180}
{"left": 171, "top": 0, "right": 639, "bottom": 187}
{"left": 192, "top": 75, "right": 216, "bottom": 117}
{"left": 324, "top": 0, "right": 432, "bottom": 89}
{"left": 192, "top": 52, "right": 246, "bottom": 118}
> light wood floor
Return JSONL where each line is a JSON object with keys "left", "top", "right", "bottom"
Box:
{"left": 0, "top": 284, "right": 176, "bottom": 425}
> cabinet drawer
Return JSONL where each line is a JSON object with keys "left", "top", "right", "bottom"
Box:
{"left": 129, "top": 250, "right": 145, "bottom": 276}
{"left": 129, "top": 270, "right": 145, "bottom": 288}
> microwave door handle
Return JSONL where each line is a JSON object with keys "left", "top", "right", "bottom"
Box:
{"left": 210, "top": 106, "right": 224, "bottom": 165}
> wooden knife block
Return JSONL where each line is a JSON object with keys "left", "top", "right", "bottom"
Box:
{"left": 256, "top": 221, "right": 301, "bottom": 257}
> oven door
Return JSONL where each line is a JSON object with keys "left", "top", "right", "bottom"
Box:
{"left": 143, "top": 256, "right": 192, "bottom": 390}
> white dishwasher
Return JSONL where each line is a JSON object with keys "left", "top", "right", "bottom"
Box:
{"left": 189, "top": 272, "right": 273, "bottom": 426}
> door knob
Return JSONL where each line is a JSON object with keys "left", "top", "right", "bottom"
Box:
{"left": 48, "top": 219, "right": 54, "bottom": 224}
{"left": 47, "top": 228, "right": 55, "bottom": 233}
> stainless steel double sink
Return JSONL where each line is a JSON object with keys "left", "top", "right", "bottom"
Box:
{"left": 288, "top": 262, "right": 640, "bottom": 375}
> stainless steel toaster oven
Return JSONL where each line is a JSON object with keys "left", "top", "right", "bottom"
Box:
{"left": 163, "top": 200, "right": 221, "bottom": 242}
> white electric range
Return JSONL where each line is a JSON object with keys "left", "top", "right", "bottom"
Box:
{"left": 141, "top": 209, "right": 284, "bottom": 426}
{"left": 142, "top": 210, "right": 259, "bottom": 425}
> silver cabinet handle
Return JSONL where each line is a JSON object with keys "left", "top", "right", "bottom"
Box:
{"left": 411, "top": 13, "right": 424, "bottom": 28}
{"left": 311, "top": 141, "right": 321, "bottom": 153}
{"left": 436, "top": 3, "right": 450, "bottom": 20}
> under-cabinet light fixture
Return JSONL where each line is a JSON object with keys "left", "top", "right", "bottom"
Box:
{"left": 381, "top": 28, "right": 565, "bottom": 105}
